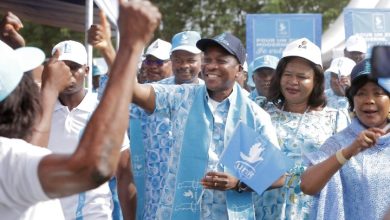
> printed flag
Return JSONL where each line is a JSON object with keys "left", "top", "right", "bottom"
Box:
{"left": 220, "top": 121, "right": 294, "bottom": 195}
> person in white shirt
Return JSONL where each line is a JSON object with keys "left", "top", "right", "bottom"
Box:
{"left": 0, "top": 1, "right": 161, "bottom": 219}
{"left": 47, "top": 40, "right": 134, "bottom": 220}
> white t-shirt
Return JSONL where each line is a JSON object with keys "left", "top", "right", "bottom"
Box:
{"left": 0, "top": 137, "right": 64, "bottom": 220}
{"left": 47, "top": 91, "right": 129, "bottom": 220}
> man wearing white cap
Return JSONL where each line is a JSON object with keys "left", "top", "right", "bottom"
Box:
{"left": 248, "top": 55, "right": 279, "bottom": 107}
{"left": 46, "top": 40, "right": 134, "bottom": 220}
{"left": 0, "top": 1, "right": 162, "bottom": 219}
{"left": 325, "top": 57, "right": 356, "bottom": 131}
{"left": 143, "top": 38, "right": 172, "bottom": 82}
{"left": 344, "top": 34, "right": 367, "bottom": 63}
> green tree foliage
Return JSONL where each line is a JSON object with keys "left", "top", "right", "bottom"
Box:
{"left": 6, "top": 0, "right": 349, "bottom": 53}
{"left": 19, "top": 22, "right": 84, "bottom": 56}
{"left": 153, "top": 0, "right": 350, "bottom": 45}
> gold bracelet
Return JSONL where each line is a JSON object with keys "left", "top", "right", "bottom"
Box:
{"left": 335, "top": 149, "right": 348, "bottom": 165}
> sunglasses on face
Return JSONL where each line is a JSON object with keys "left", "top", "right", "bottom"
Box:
{"left": 143, "top": 59, "right": 169, "bottom": 66}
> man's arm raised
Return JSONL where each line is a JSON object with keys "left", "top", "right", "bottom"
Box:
{"left": 37, "top": 0, "right": 161, "bottom": 198}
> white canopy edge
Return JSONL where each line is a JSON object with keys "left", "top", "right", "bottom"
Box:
{"left": 322, "top": 0, "right": 390, "bottom": 66}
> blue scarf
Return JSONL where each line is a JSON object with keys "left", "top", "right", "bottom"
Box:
{"left": 129, "top": 118, "right": 145, "bottom": 220}
{"left": 171, "top": 84, "right": 256, "bottom": 219}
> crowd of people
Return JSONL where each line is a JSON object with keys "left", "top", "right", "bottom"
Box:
{"left": 0, "top": 1, "right": 390, "bottom": 220}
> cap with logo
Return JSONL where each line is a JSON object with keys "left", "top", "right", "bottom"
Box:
{"left": 196, "top": 32, "right": 246, "bottom": 65}
{"left": 345, "top": 34, "right": 367, "bottom": 53}
{"left": 326, "top": 57, "right": 356, "bottom": 76}
{"left": 251, "top": 55, "right": 279, "bottom": 73}
{"left": 0, "top": 40, "right": 45, "bottom": 102}
{"left": 171, "top": 31, "right": 201, "bottom": 54}
{"left": 52, "top": 40, "right": 87, "bottom": 65}
{"left": 282, "top": 38, "right": 322, "bottom": 67}
{"left": 144, "top": 38, "right": 172, "bottom": 60}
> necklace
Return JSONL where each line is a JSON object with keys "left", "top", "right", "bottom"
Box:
{"left": 276, "top": 104, "right": 310, "bottom": 164}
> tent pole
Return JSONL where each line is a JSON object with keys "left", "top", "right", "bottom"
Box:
{"left": 85, "top": 0, "right": 94, "bottom": 93}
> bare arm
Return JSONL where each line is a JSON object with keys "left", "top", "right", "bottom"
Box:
{"left": 300, "top": 128, "right": 383, "bottom": 195}
{"left": 116, "top": 149, "right": 136, "bottom": 220}
{"left": 88, "top": 11, "right": 116, "bottom": 69}
{"left": 30, "top": 50, "right": 72, "bottom": 147}
{"left": 132, "top": 81, "right": 156, "bottom": 113}
{"left": 38, "top": 0, "right": 161, "bottom": 198}
{"left": 87, "top": 10, "right": 156, "bottom": 112}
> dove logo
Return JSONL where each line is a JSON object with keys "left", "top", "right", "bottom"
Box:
{"left": 276, "top": 20, "right": 290, "bottom": 37}
{"left": 215, "top": 33, "right": 230, "bottom": 46}
{"left": 180, "top": 34, "right": 189, "bottom": 44}
{"left": 373, "top": 14, "right": 385, "bottom": 32}
{"left": 234, "top": 143, "right": 265, "bottom": 179}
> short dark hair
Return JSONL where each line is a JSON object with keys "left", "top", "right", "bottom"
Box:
{"left": 268, "top": 56, "right": 326, "bottom": 109}
{"left": 0, "top": 73, "right": 41, "bottom": 140}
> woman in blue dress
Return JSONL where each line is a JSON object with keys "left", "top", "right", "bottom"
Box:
{"left": 301, "top": 59, "right": 390, "bottom": 220}
{"left": 254, "top": 38, "right": 346, "bottom": 219}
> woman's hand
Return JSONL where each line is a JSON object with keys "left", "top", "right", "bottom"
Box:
{"left": 345, "top": 127, "right": 384, "bottom": 158}
{"left": 200, "top": 171, "right": 238, "bottom": 191}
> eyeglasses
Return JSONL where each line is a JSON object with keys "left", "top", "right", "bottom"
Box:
{"left": 143, "top": 59, "right": 169, "bottom": 66}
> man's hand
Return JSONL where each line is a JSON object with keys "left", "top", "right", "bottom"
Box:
{"left": 41, "top": 49, "right": 72, "bottom": 94}
{"left": 87, "top": 11, "right": 112, "bottom": 51}
{"left": 200, "top": 171, "right": 239, "bottom": 191}
{"left": 118, "top": 0, "right": 161, "bottom": 48}
{"left": 0, "top": 12, "right": 25, "bottom": 49}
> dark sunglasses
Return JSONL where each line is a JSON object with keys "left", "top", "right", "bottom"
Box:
{"left": 143, "top": 59, "right": 169, "bottom": 66}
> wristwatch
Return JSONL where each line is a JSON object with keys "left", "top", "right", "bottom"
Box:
{"left": 235, "top": 180, "right": 249, "bottom": 193}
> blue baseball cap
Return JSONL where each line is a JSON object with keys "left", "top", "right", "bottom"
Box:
{"left": 350, "top": 59, "right": 371, "bottom": 82}
{"left": 196, "top": 32, "right": 246, "bottom": 64}
{"left": 0, "top": 40, "right": 45, "bottom": 102}
{"left": 378, "top": 78, "right": 390, "bottom": 94}
{"left": 251, "top": 55, "right": 279, "bottom": 72}
{"left": 171, "top": 31, "right": 201, "bottom": 54}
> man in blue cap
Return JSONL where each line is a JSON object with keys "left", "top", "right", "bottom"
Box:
{"left": 248, "top": 55, "right": 279, "bottom": 108}
{"left": 131, "top": 32, "right": 280, "bottom": 219}
{"left": 159, "top": 31, "right": 203, "bottom": 85}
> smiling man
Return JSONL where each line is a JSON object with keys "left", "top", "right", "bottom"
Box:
{"left": 131, "top": 32, "right": 279, "bottom": 219}
{"left": 143, "top": 38, "right": 172, "bottom": 82}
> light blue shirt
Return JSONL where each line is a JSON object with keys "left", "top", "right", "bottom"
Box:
{"left": 306, "top": 118, "right": 390, "bottom": 220}
{"left": 151, "top": 84, "right": 279, "bottom": 219}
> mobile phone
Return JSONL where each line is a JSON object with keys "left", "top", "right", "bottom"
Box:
{"left": 371, "top": 45, "right": 390, "bottom": 78}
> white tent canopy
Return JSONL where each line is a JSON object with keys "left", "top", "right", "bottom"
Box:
{"left": 0, "top": 0, "right": 118, "bottom": 91}
{"left": 322, "top": 0, "right": 390, "bottom": 66}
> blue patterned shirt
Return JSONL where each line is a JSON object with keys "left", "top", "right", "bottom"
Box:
{"left": 152, "top": 84, "right": 279, "bottom": 219}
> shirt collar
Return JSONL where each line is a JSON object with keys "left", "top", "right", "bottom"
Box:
{"left": 54, "top": 90, "right": 97, "bottom": 112}
{"left": 204, "top": 83, "right": 238, "bottom": 105}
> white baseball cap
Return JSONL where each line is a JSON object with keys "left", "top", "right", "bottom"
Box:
{"left": 145, "top": 38, "right": 172, "bottom": 60}
{"left": 52, "top": 40, "right": 87, "bottom": 65}
{"left": 282, "top": 38, "right": 322, "bottom": 67}
{"left": 326, "top": 57, "right": 356, "bottom": 76}
{"left": 0, "top": 40, "right": 45, "bottom": 101}
{"left": 345, "top": 34, "right": 367, "bottom": 53}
